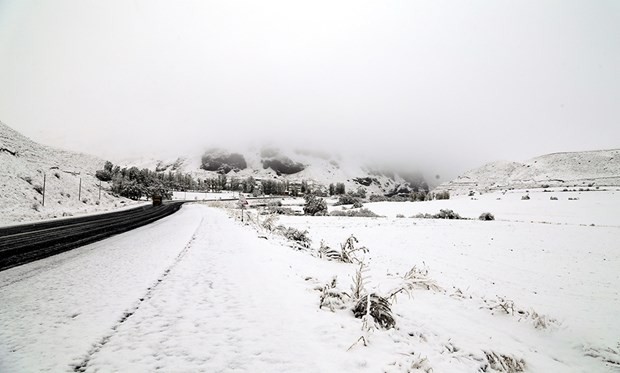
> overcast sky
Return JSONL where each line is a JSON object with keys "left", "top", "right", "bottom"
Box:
{"left": 0, "top": 0, "right": 618, "bottom": 176}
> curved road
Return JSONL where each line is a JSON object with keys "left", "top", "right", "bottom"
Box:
{"left": 0, "top": 202, "right": 184, "bottom": 271}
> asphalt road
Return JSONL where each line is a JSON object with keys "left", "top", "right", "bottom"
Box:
{"left": 0, "top": 202, "right": 184, "bottom": 272}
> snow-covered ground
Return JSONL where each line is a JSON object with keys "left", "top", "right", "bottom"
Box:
{"left": 0, "top": 121, "right": 137, "bottom": 226}
{"left": 1, "top": 194, "right": 619, "bottom": 372}
{"left": 171, "top": 190, "right": 238, "bottom": 200}
{"left": 355, "top": 189, "right": 620, "bottom": 226}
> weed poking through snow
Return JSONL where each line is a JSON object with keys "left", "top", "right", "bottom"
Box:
{"left": 319, "top": 277, "right": 349, "bottom": 312}
{"left": 340, "top": 235, "right": 369, "bottom": 264}
{"left": 352, "top": 293, "right": 395, "bottom": 329}
{"left": 483, "top": 351, "right": 525, "bottom": 372}
{"left": 388, "top": 264, "right": 443, "bottom": 302}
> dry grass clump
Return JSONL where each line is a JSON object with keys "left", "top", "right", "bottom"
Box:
{"left": 352, "top": 293, "right": 395, "bottom": 329}
{"left": 388, "top": 265, "right": 443, "bottom": 302}
{"left": 483, "top": 295, "right": 559, "bottom": 330}
{"left": 483, "top": 351, "right": 525, "bottom": 372}
{"left": 318, "top": 235, "right": 369, "bottom": 264}
{"left": 319, "top": 278, "right": 349, "bottom": 312}
{"left": 273, "top": 225, "right": 311, "bottom": 249}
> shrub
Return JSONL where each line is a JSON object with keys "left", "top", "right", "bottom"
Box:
{"left": 349, "top": 187, "right": 366, "bottom": 199}
{"left": 412, "top": 209, "right": 465, "bottom": 220}
{"left": 261, "top": 215, "right": 279, "bottom": 231}
{"left": 521, "top": 194, "right": 530, "bottom": 200}
{"left": 330, "top": 208, "right": 380, "bottom": 217}
{"left": 335, "top": 182, "right": 346, "bottom": 195}
{"left": 267, "top": 206, "right": 298, "bottom": 215}
{"left": 31, "top": 202, "right": 41, "bottom": 212}
{"left": 550, "top": 196, "right": 558, "bottom": 200}
{"left": 352, "top": 200, "right": 363, "bottom": 208}
{"left": 396, "top": 214, "right": 405, "bottom": 218}
{"left": 435, "top": 190, "right": 450, "bottom": 200}
{"left": 23, "top": 176, "right": 33, "bottom": 184}
{"left": 434, "top": 209, "right": 462, "bottom": 219}
{"left": 274, "top": 226, "right": 311, "bottom": 248}
{"left": 479, "top": 212, "right": 495, "bottom": 221}
{"left": 95, "top": 169, "right": 112, "bottom": 182}
{"left": 369, "top": 194, "right": 388, "bottom": 202}
{"left": 334, "top": 194, "right": 360, "bottom": 206}
{"left": 303, "top": 195, "right": 327, "bottom": 216}
{"left": 411, "top": 213, "right": 434, "bottom": 219}
{"left": 33, "top": 185, "right": 43, "bottom": 195}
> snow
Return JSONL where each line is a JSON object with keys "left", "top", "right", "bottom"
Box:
{"left": 171, "top": 190, "right": 238, "bottom": 200}
{"left": 118, "top": 146, "right": 405, "bottom": 196}
{"left": 0, "top": 205, "right": 205, "bottom": 372}
{"left": 439, "top": 149, "right": 620, "bottom": 194}
{"left": 355, "top": 189, "right": 620, "bottom": 226}
{"left": 1, "top": 194, "right": 619, "bottom": 372}
{"left": 0, "top": 121, "right": 137, "bottom": 225}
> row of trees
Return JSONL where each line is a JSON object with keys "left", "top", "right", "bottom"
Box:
{"left": 328, "top": 182, "right": 346, "bottom": 196}
{"left": 96, "top": 161, "right": 440, "bottom": 202}
{"left": 95, "top": 161, "right": 324, "bottom": 200}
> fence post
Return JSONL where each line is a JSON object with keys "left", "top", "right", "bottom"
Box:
{"left": 78, "top": 178, "right": 82, "bottom": 201}
{"left": 42, "top": 173, "right": 46, "bottom": 207}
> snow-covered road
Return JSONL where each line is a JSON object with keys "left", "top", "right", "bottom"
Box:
{"left": 0, "top": 204, "right": 205, "bottom": 372}
{"left": 0, "top": 205, "right": 364, "bottom": 372}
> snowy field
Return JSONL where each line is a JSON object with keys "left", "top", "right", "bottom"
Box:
{"left": 1, "top": 192, "right": 619, "bottom": 372}
{"left": 356, "top": 189, "right": 620, "bottom": 226}
{"left": 171, "top": 191, "right": 239, "bottom": 201}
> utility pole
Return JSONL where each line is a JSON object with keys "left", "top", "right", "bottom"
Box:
{"left": 42, "top": 173, "right": 46, "bottom": 207}
{"left": 78, "top": 178, "right": 82, "bottom": 201}
{"left": 98, "top": 180, "right": 101, "bottom": 202}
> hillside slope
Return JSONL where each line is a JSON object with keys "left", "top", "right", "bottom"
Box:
{"left": 438, "top": 149, "right": 620, "bottom": 194}
{"left": 0, "top": 121, "right": 134, "bottom": 225}
{"left": 119, "top": 147, "right": 429, "bottom": 197}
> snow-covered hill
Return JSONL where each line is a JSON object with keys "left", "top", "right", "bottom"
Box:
{"left": 438, "top": 149, "right": 620, "bottom": 195}
{"left": 0, "top": 121, "right": 135, "bottom": 224}
{"left": 119, "top": 147, "right": 429, "bottom": 197}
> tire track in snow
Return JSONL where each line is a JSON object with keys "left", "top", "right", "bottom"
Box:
{"left": 71, "top": 218, "right": 204, "bottom": 373}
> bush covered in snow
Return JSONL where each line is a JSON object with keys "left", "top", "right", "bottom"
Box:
{"left": 479, "top": 212, "right": 495, "bottom": 221}
{"left": 411, "top": 209, "right": 464, "bottom": 220}
{"left": 434, "top": 190, "right": 450, "bottom": 200}
{"left": 436, "top": 209, "right": 463, "bottom": 219}
{"left": 274, "top": 225, "right": 312, "bottom": 249}
{"left": 330, "top": 208, "right": 380, "bottom": 218}
{"left": 334, "top": 194, "right": 362, "bottom": 206}
{"left": 303, "top": 194, "right": 328, "bottom": 216}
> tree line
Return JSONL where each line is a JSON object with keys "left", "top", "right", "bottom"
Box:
{"left": 95, "top": 161, "right": 322, "bottom": 200}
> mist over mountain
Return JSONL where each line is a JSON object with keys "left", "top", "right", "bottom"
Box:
{"left": 118, "top": 144, "right": 434, "bottom": 197}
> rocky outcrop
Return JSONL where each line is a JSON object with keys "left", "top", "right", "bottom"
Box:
{"left": 200, "top": 150, "right": 247, "bottom": 174}
{"left": 353, "top": 177, "right": 379, "bottom": 186}
{"left": 262, "top": 156, "right": 305, "bottom": 175}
